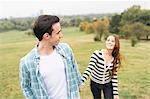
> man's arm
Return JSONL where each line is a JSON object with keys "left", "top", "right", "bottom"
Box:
{"left": 20, "top": 59, "right": 35, "bottom": 99}
{"left": 68, "top": 46, "right": 82, "bottom": 86}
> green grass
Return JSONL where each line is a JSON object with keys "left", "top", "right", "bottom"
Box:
{"left": 0, "top": 27, "right": 150, "bottom": 99}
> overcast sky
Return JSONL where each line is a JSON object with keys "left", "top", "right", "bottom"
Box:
{"left": 0, "top": 0, "right": 150, "bottom": 18}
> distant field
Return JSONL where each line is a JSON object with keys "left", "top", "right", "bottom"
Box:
{"left": 0, "top": 27, "right": 150, "bottom": 99}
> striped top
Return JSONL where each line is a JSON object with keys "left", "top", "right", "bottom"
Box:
{"left": 82, "top": 49, "right": 119, "bottom": 95}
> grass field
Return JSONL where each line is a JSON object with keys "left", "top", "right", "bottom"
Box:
{"left": 0, "top": 27, "right": 150, "bottom": 99}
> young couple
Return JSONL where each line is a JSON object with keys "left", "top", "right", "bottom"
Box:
{"left": 20, "top": 15, "right": 121, "bottom": 99}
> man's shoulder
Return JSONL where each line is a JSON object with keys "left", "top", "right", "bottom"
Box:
{"left": 56, "top": 43, "right": 73, "bottom": 57}
{"left": 57, "top": 43, "right": 71, "bottom": 50}
{"left": 57, "top": 43, "right": 70, "bottom": 48}
{"left": 20, "top": 48, "right": 36, "bottom": 63}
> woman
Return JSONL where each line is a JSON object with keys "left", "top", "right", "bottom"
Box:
{"left": 82, "top": 34, "right": 121, "bottom": 99}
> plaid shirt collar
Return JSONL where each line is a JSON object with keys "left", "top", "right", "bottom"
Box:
{"left": 34, "top": 42, "right": 67, "bottom": 60}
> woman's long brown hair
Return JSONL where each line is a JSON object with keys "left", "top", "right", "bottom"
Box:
{"left": 111, "top": 34, "right": 121, "bottom": 76}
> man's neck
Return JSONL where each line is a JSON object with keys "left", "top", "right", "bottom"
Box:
{"left": 38, "top": 41, "right": 54, "bottom": 56}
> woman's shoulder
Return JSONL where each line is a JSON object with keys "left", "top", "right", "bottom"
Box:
{"left": 93, "top": 49, "right": 103, "bottom": 54}
{"left": 92, "top": 49, "right": 103, "bottom": 56}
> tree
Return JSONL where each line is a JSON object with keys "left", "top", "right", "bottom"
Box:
{"left": 143, "top": 25, "right": 150, "bottom": 40}
{"left": 79, "top": 21, "right": 88, "bottom": 31}
{"left": 120, "top": 5, "right": 141, "bottom": 26}
{"left": 93, "top": 17, "right": 109, "bottom": 41}
{"left": 85, "top": 23, "right": 94, "bottom": 34}
{"left": 0, "top": 19, "right": 15, "bottom": 31}
{"left": 109, "top": 14, "right": 121, "bottom": 34}
{"left": 120, "top": 22, "right": 150, "bottom": 46}
{"left": 133, "top": 9, "right": 150, "bottom": 26}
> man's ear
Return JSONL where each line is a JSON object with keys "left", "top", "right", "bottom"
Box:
{"left": 43, "top": 33, "right": 50, "bottom": 40}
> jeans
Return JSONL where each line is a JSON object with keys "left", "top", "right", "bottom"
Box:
{"left": 90, "top": 80, "right": 113, "bottom": 99}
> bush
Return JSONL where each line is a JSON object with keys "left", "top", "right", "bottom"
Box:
{"left": 94, "top": 35, "right": 101, "bottom": 41}
{"left": 131, "top": 37, "right": 138, "bottom": 47}
{"left": 25, "top": 30, "right": 33, "bottom": 36}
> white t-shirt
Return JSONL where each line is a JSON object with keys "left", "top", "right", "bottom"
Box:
{"left": 39, "top": 49, "right": 67, "bottom": 99}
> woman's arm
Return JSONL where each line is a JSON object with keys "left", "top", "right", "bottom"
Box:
{"left": 111, "top": 69, "right": 119, "bottom": 98}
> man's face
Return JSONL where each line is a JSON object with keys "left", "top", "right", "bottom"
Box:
{"left": 49, "top": 22, "right": 63, "bottom": 46}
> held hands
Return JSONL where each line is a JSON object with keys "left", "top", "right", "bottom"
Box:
{"left": 114, "top": 95, "right": 119, "bottom": 99}
{"left": 79, "top": 83, "right": 84, "bottom": 92}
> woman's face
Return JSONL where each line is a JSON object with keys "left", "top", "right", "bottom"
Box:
{"left": 106, "top": 36, "right": 115, "bottom": 50}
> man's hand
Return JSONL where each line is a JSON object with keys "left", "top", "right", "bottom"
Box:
{"left": 79, "top": 84, "right": 84, "bottom": 92}
{"left": 114, "top": 95, "right": 119, "bottom": 99}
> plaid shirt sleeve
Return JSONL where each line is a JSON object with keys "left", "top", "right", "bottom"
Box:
{"left": 20, "top": 58, "right": 36, "bottom": 99}
{"left": 70, "top": 48, "right": 82, "bottom": 86}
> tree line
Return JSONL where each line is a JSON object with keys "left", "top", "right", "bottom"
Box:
{"left": 79, "top": 5, "right": 150, "bottom": 46}
{"left": 0, "top": 13, "right": 112, "bottom": 32}
{"left": 0, "top": 5, "right": 150, "bottom": 46}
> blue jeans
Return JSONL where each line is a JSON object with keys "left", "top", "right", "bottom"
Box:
{"left": 90, "top": 80, "right": 113, "bottom": 99}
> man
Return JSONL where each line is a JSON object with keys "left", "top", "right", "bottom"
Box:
{"left": 20, "top": 15, "right": 82, "bottom": 99}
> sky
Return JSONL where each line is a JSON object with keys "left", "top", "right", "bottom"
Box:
{"left": 0, "top": 0, "right": 150, "bottom": 18}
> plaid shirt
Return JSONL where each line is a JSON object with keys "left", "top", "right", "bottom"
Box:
{"left": 20, "top": 43, "right": 82, "bottom": 99}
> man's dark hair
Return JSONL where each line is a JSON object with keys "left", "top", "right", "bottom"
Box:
{"left": 33, "top": 15, "right": 59, "bottom": 41}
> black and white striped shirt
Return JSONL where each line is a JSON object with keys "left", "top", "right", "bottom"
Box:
{"left": 82, "top": 49, "right": 118, "bottom": 95}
